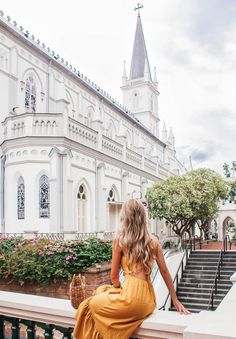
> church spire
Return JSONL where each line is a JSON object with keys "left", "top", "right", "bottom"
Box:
{"left": 129, "top": 7, "right": 151, "bottom": 80}
{"left": 122, "top": 60, "right": 128, "bottom": 85}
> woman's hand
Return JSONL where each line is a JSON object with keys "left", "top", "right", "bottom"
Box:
{"left": 173, "top": 299, "right": 191, "bottom": 315}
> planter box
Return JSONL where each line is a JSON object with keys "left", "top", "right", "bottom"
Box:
{"left": 0, "top": 261, "right": 112, "bottom": 299}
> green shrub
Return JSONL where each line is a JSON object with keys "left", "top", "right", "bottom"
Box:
{"left": 0, "top": 237, "right": 112, "bottom": 285}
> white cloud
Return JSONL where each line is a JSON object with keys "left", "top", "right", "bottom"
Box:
{"left": 1, "top": 0, "right": 236, "bottom": 175}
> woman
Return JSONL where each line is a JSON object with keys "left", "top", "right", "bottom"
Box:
{"left": 73, "top": 199, "right": 190, "bottom": 339}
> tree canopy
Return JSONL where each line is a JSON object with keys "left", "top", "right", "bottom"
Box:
{"left": 146, "top": 168, "right": 229, "bottom": 238}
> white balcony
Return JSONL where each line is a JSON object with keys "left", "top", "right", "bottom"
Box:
{"left": 1, "top": 113, "right": 171, "bottom": 178}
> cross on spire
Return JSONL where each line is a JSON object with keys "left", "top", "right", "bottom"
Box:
{"left": 134, "top": 3, "right": 143, "bottom": 15}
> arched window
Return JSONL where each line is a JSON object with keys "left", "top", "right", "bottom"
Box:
{"left": 17, "top": 176, "right": 25, "bottom": 219}
{"left": 25, "top": 76, "right": 36, "bottom": 112}
{"left": 77, "top": 184, "right": 87, "bottom": 231}
{"left": 39, "top": 175, "right": 50, "bottom": 218}
{"left": 107, "top": 188, "right": 115, "bottom": 202}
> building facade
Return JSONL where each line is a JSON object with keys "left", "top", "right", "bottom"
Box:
{"left": 0, "top": 11, "right": 185, "bottom": 235}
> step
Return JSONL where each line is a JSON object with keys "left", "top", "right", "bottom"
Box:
{"left": 169, "top": 307, "right": 204, "bottom": 313}
{"left": 174, "top": 301, "right": 215, "bottom": 311}
{"left": 182, "top": 272, "right": 231, "bottom": 279}
{"left": 187, "top": 260, "right": 236, "bottom": 265}
{"left": 178, "top": 296, "right": 213, "bottom": 305}
{"left": 184, "top": 268, "right": 236, "bottom": 276}
{"left": 177, "top": 291, "right": 226, "bottom": 299}
{"left": 176, "top": 301, "right": 218, "bottom": 311}
{"left": 177, "top": 282, "right": 231, "bottom": 289}
{"left": 185, "top": 265, "right": 236, "bottom": 271}
{"left": 178, "top": 287, "right": 230, "bottom": 295}
{"left": 190, "top": 253, "right": 221, "bottom": 258}
{"left": 187, "top": 260, "right": 219, "bottom": 264}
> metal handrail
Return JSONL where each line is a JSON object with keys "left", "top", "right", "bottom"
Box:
{"left": 191, "top": 235, "right": 218, "bottom": 251}
{"left": 159, "top": 245, "right": 190, "bottom": 311}
{"left": 207, "top": 249, "right": 223, "bottom": 310}
{"left": 224, "top": 234, "right": 231, "bottom": 251}
{"left": 207, "top": 234, "right": 231, "bottom": 310}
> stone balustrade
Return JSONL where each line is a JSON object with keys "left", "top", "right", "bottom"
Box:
{"left": 2, "top": 113, "right": 63, "bottom": 139}
{"left": 1, "top": 113, "right": 174, "bottom": 178}
{"left": 126, "top": 147, "right": 143, "bottom": 167}
{"left": 68, "top": 117, "right": 98, "bottom": 149}
{"left": 101, "top": 135, "right": 124, "bottom": 158}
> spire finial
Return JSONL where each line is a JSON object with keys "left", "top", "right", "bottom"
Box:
{"left": 134, "top": 3, "right": 143, "bottom": 15}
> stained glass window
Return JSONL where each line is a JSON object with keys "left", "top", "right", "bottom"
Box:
{"left": 77, "top": 184, "right": 87, "bottom": 231}
{"left": 39, "top": 175, "right": 50, "bottom": 218}
{"left": 25, "top": 76, "right": 36, "bottom": 112}
{"left": 17, "top": 176, "right": 25, "bottom": 219}
{"left": 107, "top": 188, "right": 115, "bottom": 202}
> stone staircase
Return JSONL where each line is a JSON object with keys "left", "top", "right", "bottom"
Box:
{"left": 170, "top": 250, "right": 236, "bottom": 313}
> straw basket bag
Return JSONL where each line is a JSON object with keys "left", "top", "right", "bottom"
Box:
{"left": 70, "top": 274, "right": 86, "bottom": 309}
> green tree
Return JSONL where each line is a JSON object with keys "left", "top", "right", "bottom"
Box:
{"left": 185, "top": 168, "right": 229, "bottom": 238}
{"left": 146, "top": 175, "right": 195, "bottom": 238}
{"left": 147, "top": 168, "right": 229, "bottom": 239}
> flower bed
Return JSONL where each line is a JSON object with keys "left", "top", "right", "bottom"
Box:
{"left": 0, "top": 237, "right": 112, "bottom": 286}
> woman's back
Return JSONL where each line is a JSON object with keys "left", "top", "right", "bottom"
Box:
{"left": 120, "top": 237, "right": 157, "bottom": 282}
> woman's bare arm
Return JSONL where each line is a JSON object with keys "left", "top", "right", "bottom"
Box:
{"left": 110, "top": 239, "right": 122, "bottom": 287}
{"left": 154, "top": 238, "right": 191, "bottom": 315}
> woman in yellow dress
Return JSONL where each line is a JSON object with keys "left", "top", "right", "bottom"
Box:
{"left": 73, "top": 199, "right": 190, "bottom": 339}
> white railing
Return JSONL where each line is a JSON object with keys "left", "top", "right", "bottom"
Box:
{"left": 1, "top": 114, "right": 172, "bottom": 178}
{"left": 158, "top": 163, "right": 169, "bottom": 177}
{"left": 68, "top": 117, "right": 98, "bottom": 149}
{"left": 102, "top": 135, "right": 123, "bottom": 158}
{"left": 144, "top": 157, "right": 157, "bottom": 174}
{"left": 126, "top": 147, "right": 142, "bottom": 167}
{"left": 2, "top": 113, "right": 63, "bottom": 139}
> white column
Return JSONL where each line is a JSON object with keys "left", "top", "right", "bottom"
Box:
{"left": 121, "top": 171, "right": 129, "bottom": 202}
{"left": 0, "top": 155, "right": 5, "bottom": 232}
{"left": 141, "top": 177, "right": 148, "bottom": 200}
{"left": 62, "top": 149, "right": 74, "bottom": 231}
{"left": 49, "top": 147, "right": 61, "bottom": 232}
{"left": 96, "top": 162, "right": 107, "bottom": 232}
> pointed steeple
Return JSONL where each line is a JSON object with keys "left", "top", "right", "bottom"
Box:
{"left": 129, "top": 12, "right": 151, "bottom": 80}
{"left": 122, "top": 60, "right": 128, "bottom": 85}
{"left": 144, "top": 58, "right": 151, "bottom": 81}
{"left": 168, "top": 128, "right": 175, "bottom": 150}
{"left": 162, "top": 121, "right": 167, "bottom": 143}
{"left": 153, "top": 67, "right": 158, "bottom": 83}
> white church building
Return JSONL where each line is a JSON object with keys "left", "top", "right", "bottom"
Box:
{"left": 0, "top": 10, "right": 185, "bottom": 235}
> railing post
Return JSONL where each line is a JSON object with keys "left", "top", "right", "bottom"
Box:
{"left": 56, "top": 326, "right": 73, "bottom": 339}
{"left": 211, "top": 293, "right": 214, "bottom": 310}
{"left": 41, "top": 323, "right": 54, "bottom": 338}
{"left": 11, "top": 318, "right": 20, "bottom": 339}
{"left": 0, "top": 316, "right": 4, "bottom": 339}
{"left": 24, "top": 320, "right": 36, "bottom": 339}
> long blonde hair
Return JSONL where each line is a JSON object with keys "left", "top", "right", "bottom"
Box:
{"left": 117, "top": 199, "right": 154, "bottom": 274}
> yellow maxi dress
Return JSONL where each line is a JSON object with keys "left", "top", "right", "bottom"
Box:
{"left": 73, "top": 256, "right": 156, "bottom": 339}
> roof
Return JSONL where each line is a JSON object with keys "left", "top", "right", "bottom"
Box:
{"left": 129, "top": 13, "right": 151, "bottom": 80}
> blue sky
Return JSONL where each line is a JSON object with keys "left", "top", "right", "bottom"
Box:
{"left": 1, "top": 0, "right": 236, "bottom": 174}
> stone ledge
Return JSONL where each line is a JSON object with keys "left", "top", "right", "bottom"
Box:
{"left": 0, "top": 282, "right": 236, "bottom": 339}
